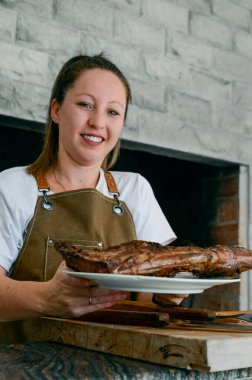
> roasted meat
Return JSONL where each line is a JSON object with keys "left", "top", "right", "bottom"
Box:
{"left": 54, "top": 240, "right": 252, "bottom": 278}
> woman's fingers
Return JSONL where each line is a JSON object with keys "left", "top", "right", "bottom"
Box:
{"left": 153, "top": 293, "right": 189, "bottom": 306}
{"left": 87, "top": 291, "right": 127, "bottom": 305}
{"left": 48, "top": 261, "right": 127, "bottom": 318}
{"left": 59, "top": 291, "right": 127, "bottom": 319}
{"left": 72, "top": 301, "right": 118, "bottom": 318}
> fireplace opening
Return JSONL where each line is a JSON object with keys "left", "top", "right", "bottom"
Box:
{"left": 113, "top": 146, "right": 240, "bottom": 248}
{"left": 0, "top": 115, "right": 242, "bottom": 310}
{"left": 0, "top": 116, "right": 240, "bottom": 248}
{"left": 0, "top": 116, "right": 44, "bottom": 172}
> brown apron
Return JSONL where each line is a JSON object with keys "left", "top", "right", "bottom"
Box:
{"left": 0, "top": 172, "right": 136, "bottom": 343}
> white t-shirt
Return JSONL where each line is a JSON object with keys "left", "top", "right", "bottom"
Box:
{"left": 0, "top": 166, "right": 176, "bottom": 272}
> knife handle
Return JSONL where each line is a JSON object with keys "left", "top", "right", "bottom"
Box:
{"left": 79, "top": 309, "right": 169, "bottom": 327}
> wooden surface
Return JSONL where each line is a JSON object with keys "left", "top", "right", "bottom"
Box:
{"left": 2, "top": 341, "right": 252, "bottom": 380}
{"left": 22, "top": 316, "right": 252, "bottom": 373}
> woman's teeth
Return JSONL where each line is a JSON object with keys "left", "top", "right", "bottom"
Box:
{"left": 83, "top": 134, "right": 102, "bottom": 142}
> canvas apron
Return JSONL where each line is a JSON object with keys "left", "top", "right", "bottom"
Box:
{"left": 0, "top": 172, "right": 136, "bottom": 343}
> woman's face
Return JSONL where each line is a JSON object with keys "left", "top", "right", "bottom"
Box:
{"left": 51, "top": 68, "right": 127, "bottom": 169}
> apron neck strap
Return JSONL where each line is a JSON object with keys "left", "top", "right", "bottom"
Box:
{"left": 35, "top": 173, "right": 49, "bottom": 190}
{"left": 104, "top": 172, "right": 119, "bottom": 194}
{"left": 35, "top": 171, "right": 119, "bottom": 194}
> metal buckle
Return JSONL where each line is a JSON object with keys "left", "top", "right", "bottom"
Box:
{"left": 112, "top": 193, "right": 124, "bottom": 216}
{"left": 39, "top": 188, "right": 54, "bottom": 211}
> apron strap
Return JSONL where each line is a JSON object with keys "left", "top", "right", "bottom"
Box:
{"left": 104, "top": 172, "right": 119, "bottom": 194}
{"left": 105, "top": 172, "right": 124, "bottom": 215}
{"left": 34, "top": 173, "right": 53, "bottom": 211}
{"left": 35, "top": 171, "right": 119, "bottom": 193}
{"left": 35, "top": 173, "right": 50, "bottom": 190}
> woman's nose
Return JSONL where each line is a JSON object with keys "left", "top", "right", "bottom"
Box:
{"left": 88, "top": 110, "right": 105, "bottom": 129}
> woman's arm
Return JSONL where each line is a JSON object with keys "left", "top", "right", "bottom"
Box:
{"left": 0, "top": 263, "right": 127, "bottom": 322}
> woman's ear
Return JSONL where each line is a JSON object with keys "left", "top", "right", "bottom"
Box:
{"left": 51, "top": 98, "right": 60, "bottom": 123}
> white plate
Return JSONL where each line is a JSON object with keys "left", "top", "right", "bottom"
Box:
{"left": 63, "top": 271, "right": 240, "bottom": 294}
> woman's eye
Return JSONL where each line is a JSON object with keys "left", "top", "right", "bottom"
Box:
{"left": 108, "top": 110, "right": 120, "bottom": 116}
{"left": 78, "top": 102, "right": 93, "bottom": 109}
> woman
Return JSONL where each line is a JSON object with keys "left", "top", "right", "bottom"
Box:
{"left": 0, "top": 54, "right": 186, "bottom": 342}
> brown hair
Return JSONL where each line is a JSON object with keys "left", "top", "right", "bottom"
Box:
{"left": 27, "top": 54, "right": 132, "bottom": 176}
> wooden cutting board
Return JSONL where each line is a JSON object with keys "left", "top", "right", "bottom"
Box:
{"left": 23, "top": 316, "right": 252, "bottom": 372}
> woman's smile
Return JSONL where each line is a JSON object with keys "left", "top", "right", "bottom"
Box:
{"left": 81, "top": 133, "right": 104, "bottom": 145}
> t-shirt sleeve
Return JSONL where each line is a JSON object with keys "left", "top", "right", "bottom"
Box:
{"left": 128, "top": 174, "right": 176, "bottom": 245}
{"left": 0, "top": 168, "right": 37, "bottom": 273}
{"left": 0, "top": 186, "right": 23, "bottom": 272}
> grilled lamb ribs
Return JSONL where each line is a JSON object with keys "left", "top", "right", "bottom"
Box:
{"left": 54, "top": 240, "right": 252, "bottom": 278}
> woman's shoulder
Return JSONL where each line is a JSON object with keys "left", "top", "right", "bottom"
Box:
{"left": 107, "top": 171, "right": 154, "bottom": 203}
{"left": 110, "top": 171, "right": 150, "bottom": 190}
{"left": 0, "top": 166, "right": 37, "bottom": 195}
{"left": 1, "top": 166, "right": 29, "bottom": 178}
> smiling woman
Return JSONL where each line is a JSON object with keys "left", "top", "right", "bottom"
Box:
{"left": 0, "top": 54, "right": 180, "bottom": 343}
{"left": 48, "top": 68, "right": 126, "bottom": 185}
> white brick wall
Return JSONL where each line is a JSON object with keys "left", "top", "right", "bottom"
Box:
{"left": 142, "top": 0, "right": 189, "bottom": 33}
{"left": 1, "top": 0, "right": 54, "bottom": 19}
{"left": 114, "top": 14, "right": 165, "bottom": 52}
{"left": 16, "top": 14, "right": 82, "bottom": 55}
{"left": 167, "top": 0, "right": 211, "bottom": 14}
{"left": 235, "top": 30, "right": 252, "bottom": 60}
{"left": 0, "top": 42, "right": 48, "bottom": 85}
{"left": 189, "top": 70, "right": 231, "bottom": 103}
{"left": 0, "top": 8, "right": 17, "bottom": 43}
{"left": 233, "top": 82, "right": 252, "bottom": 111}
{"left": 168, "top": 31, "right": 213, "bottom": 68}
{"left": 55, "top": 0, "right": 114, "bottom": 36}
{"left": 190, "top": 13, "right": 233, "bottom": 49}
{"left": 212, "top": 48, "right": 251, "bottom": 81}
{"left": 231, "top": 0, "right": 252, "bottom": 11}
{"left": 212, "top": 0, "right": 251, "bottom": 30}
{"left": 144, "top": 53, "right": 188, "bottom": 89}
{"left": 165, "top": 91, "right": 212, "bottom": 126}
{"left": 0, "top": 0, "right": 251, "bottom": 161}
{"left": 130, "top": 79, "right": 166, "bottom": 112}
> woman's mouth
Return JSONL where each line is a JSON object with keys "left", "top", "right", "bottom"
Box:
{"left": 81, "top": 134, "right": 104, "bottom": 143}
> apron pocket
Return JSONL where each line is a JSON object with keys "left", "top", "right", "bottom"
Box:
{"left": 44, "top": 238, "right": 104, "bottom": 281}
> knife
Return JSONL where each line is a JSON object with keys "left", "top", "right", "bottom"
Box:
{"left": 110, "top": 301, "right": 252, "bottom": 321}
{"left": 168, "top": 319, "right": 252, "bottom": 333}
{"left": 79, "top": 309, "right": 169, "bottom": 327}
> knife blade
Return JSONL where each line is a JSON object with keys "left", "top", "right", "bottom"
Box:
{"left": 169, "top": 320, "right": 252, "bottom": 333}
{"left": 110, "top": 301, "right": 252, "bottom": 321}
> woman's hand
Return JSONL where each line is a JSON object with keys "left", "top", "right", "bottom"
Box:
{"left": 40, "top": 262, "right": 127, "bottom": 319}
{"left": 152, "top": 293, "right": 189, "bottom": 306}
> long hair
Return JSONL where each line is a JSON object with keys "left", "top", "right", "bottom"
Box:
{"left": 27, "top": 54, "right": 131, "bottom": 176}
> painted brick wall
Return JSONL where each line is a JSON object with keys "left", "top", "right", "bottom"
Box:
{"left": 1, "top": 0, "right": 252, "bottom": 164}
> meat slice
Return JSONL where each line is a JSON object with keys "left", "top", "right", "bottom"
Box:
{"left": 54, "top": 240, "right": 252, "bottom": 278}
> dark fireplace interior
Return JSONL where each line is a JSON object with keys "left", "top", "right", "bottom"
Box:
{"left": 0, "top": 115, "right": 241, "bottom": 310}
{"left": 114, "top": 148, "right": 239, "bottom": 248}
{"left": 0, "top": 116, "right": 44, "bottom": 172}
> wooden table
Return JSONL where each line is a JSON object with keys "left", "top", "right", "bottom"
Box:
{"left": 3, "top": 316, "right": 252, "bottom": 378}
{"left": 1, "top": 340, "right": 252, "bottom": 380}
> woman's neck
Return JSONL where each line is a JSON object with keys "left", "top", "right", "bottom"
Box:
{"left": 47, "top": 164, "right": 101, "bottom": 192}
